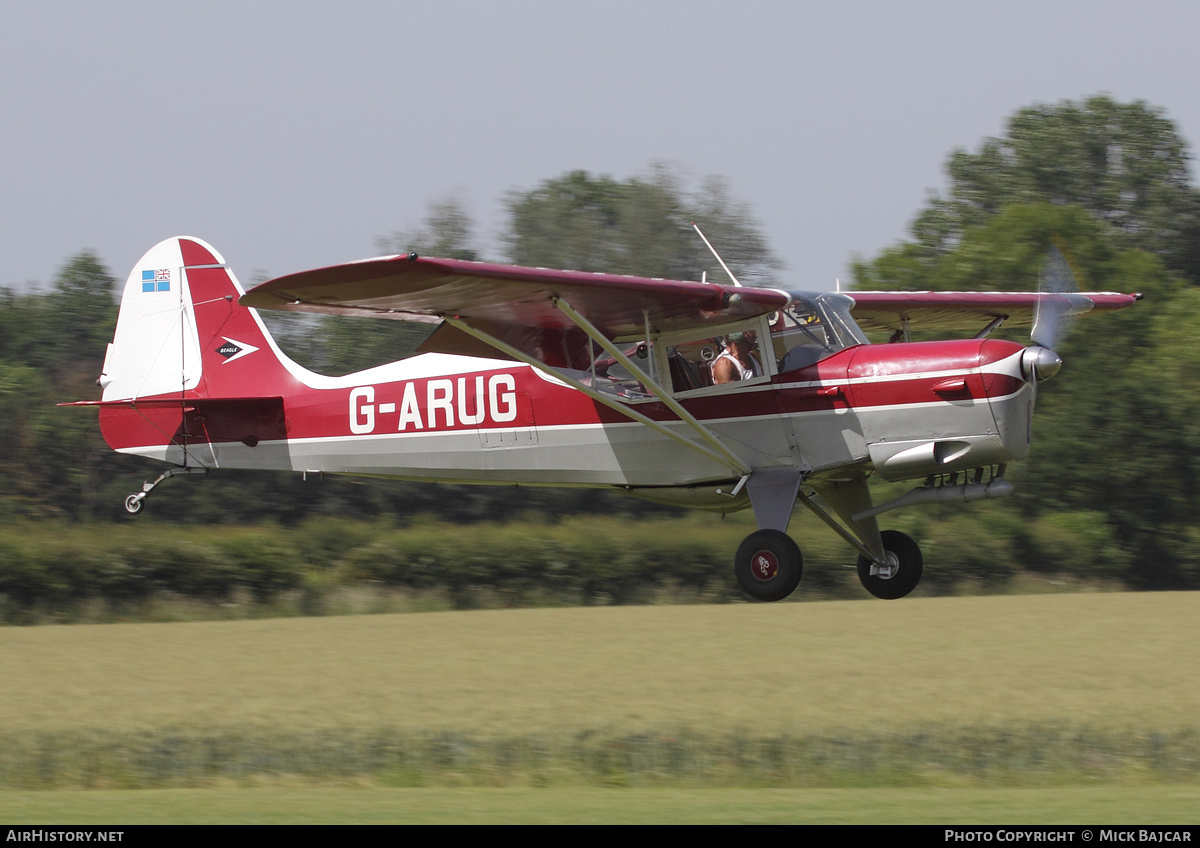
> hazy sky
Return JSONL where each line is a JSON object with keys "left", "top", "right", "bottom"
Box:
{"left": 3, "top": 1, "right": 1198, "bottom": 292}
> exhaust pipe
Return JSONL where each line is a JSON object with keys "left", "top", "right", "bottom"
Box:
{"left": 852, "top": 479, "right": 1014, "bottom": 521}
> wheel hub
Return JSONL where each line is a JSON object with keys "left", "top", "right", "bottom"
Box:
{"left": 751, "top": 549, "right": 779, "bottom": 581}
{"left": 870, "top": 551, "right": 900, "bottom": 580}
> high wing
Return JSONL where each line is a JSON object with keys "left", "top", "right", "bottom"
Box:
{"left": 847, "top": 290, "right": 1140, "bottom": 335}
{"left": 241, "top": 256, "right": 1141, "bottom": 361}
{"left": 242, "top": 255, "right": 788, "bottom": 368}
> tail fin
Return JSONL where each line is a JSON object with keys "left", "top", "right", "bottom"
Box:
{"left": 86, "top": 237, "right": 298, "bottom": 467}
{"left": 101, "top": 236, "right": 296, "bottom": 402}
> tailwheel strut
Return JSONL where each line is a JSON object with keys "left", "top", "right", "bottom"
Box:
{"left": 123, "top": 467, "right": 207, "bottom": 514}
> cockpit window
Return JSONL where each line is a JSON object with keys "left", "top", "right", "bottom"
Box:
{"left": 551, "top": 293, "right": 870, "bottom": 401}
{"left": 663, "top": 319, "right": 770, "bottom": 394}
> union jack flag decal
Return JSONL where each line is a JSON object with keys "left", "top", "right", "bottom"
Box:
{"left": 141, "top": 269, "right": 171, "bottom": 292}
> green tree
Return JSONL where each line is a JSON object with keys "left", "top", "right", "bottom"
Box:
{"left": 1019, "top": 249, "right": 1197, "bottom": 588}
{"left": 855, "top": 203, "right": 1116, "bottom": 297}
{"left": 0, "top": 253, "right": 127, "bottom": 519}
{"left": 272, "top": 198, "right": 479, "bottom": 376}
{"left": 1, "top": 253, "right": 117, "bottom": 373}
{"left": 896, "top": 95, "right": 1200, "bottom": 285}
{"left": 53, "top": 252, "right": 118, "bottom": 348}
{"left": 376, "top": 195, "right": 478, "bottom": 261}
{"left": 503, "top": 165, "right": 780, "bottom": 286}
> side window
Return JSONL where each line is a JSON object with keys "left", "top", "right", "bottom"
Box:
{"left": 592, "top": 342, "right": 653, "bottom": 400}
{"left": 667, "top": 319, "right": 771, "bottom": 394}
{"left": 553, "top": 341, "right": 654, "bottom": 401}
{"left": 709, "top": 329, "right": 766, "bottom": 385}
{"left": 665, "top": 338, "right": 717, "bottom": 392}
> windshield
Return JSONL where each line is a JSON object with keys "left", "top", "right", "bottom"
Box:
{"left": 774, "top": 292, "right": 869, "bottom": 373}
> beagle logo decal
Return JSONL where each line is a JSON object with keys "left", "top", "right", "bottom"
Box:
{"left": 215, "top": 337, "right": 259, "bottom": 364}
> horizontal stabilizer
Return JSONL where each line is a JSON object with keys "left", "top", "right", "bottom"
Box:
{"left": 64, "top": 395, "right": 288, "bottom": 456}
{"left": 61, "top": 396, "right": 283, "bottom": 410}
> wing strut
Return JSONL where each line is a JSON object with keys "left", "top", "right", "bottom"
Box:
{"left": 442, "top": 314, "right": 751, "bottom": 477}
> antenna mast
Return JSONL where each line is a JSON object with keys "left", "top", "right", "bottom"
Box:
{"left": 691, "top": 222, "right": 742, "bottom": 287}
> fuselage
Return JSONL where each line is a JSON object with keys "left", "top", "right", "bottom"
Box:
{"left": 100, "top": 337, "right": 1033, "bottom": 494}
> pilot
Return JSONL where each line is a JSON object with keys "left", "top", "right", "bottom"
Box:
{"left": 711, "top": 331, "right": 762, "bottom": 384}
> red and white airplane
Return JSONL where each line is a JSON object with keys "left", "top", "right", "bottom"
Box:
{"left": 69, "top": 236, "right": 1139, "bottom": 601}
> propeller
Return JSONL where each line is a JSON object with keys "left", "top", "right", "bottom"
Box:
{"left": 1022, "top": 243, "right": 1088, "bottom": 402}
{"left": 1031, "top": 244, "right": 1074, "bottom": 351}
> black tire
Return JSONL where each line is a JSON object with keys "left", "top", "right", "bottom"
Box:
{"left": 857, "top": 529, "right": 923, "bottom": 600}
{"left": 735, "top": 529, "right": 803, "bottom": 602}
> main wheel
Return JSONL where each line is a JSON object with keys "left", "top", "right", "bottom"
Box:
{"left": 124, "top": 494, "right": 145, "bottom": 515}
{"left": 857, "top": 529, "right": 922, "bottom": 600}
{"left": 735, "top": 529, "right": 803, "bottom": 602}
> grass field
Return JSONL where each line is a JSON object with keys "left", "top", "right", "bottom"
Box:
{"left": 2, "top": 786, "right": 1199, "bottom": 824}
{"left": 2, "top": 591, "right": 1195, "bottom": 734}
{"left": 1, "top": 592, "right": 1197, "bottom": 820}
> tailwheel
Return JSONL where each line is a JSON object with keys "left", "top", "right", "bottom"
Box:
{"left": 735, "top": 529, "right": 803, "bottom": 602}
{"left": 857, "top": 529, "right": 923, "bottom": 600}
{"left": 118, "top": 466, "right": 206, "bottom": 515}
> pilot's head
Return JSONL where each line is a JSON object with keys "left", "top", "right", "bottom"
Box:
{"left": 726, "top": 331, "right": 756, "bottom": 350}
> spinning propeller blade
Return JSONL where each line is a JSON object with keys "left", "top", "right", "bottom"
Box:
{"left": 1031, "top": 243, "right": 1078, "bottom": 351}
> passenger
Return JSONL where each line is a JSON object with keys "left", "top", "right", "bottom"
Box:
{"left": 711, "top": 332, "right": 762, "bottom": 384}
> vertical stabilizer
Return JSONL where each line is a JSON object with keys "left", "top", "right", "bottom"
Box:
{"left": 101, "top": 236, "right": 296, "bottom": 403}
{"left": 95, "top": 236, "right": 302, "bottom": 465}
{"left": 102, "top": 237, "right": 203, "bottom": 402}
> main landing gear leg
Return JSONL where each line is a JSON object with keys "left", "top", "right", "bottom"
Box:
{"left": 806, "top": 479, "right": 925, "bottom": 600}
{"left": 735, "top": 469, "right": 804, "bottom": 602}
{"left": 123, "top": 467, "right": 206, "bottom": 514}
